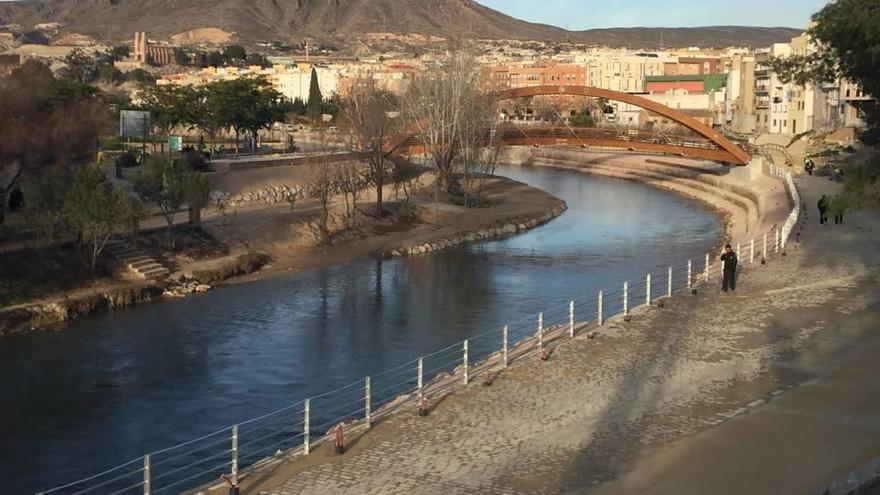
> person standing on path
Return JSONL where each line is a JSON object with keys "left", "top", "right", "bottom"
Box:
{"left": 818, "top": 194, "right": 829, "bottom": 225}
{"left": 831, "top": 194, "right": 847, "bottom": 225}
{"left": 721, "top": 244, "right": 738, "bottom": 293}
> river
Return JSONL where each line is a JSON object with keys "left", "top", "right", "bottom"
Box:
{"left": 0, "top": 165, "right": 721, "bottom": 494}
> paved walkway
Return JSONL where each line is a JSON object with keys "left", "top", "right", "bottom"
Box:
{"left": 244, "top": 174, "right": 880, "bottom": 495}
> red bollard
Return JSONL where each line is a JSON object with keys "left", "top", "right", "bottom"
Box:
{"left": 418, "top": 397, "right": 430, "bottom": 417}
{"left": 334, "top": 425, "right": 345, "bottom": 454}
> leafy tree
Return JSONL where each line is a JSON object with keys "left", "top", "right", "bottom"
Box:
{"left": 207, "top": 51, "right": 224, "bottom": 67}
{"left": 291, "top": 97, "right": 306, "bottom": 116}
{"left": 134, "top": 157, "right": 210, "bottom": 248}
{"left": 0, "top": 60, "right": 112, "bottom": 227}
{"left": 137, "top": 84, "right": 198, "bottom": 140}
{"left": 173, "top": 48, "right": 190, "bottom": 66}
{"left": 768, "top": 0, "right": 879, "bottom": 138}
{"left": 128, "top": 68, "right": 155, "bottom": 85}
{"left": 208, "top": 77, "right": 288, "bottom": 153}
{"left": 63, "top": 166, "right": 133, "bottom": 274}
{"left": 223, "top": 45, "right": 247, "bottom": 62}
{"left": 246, "top": 52, "right": 268, "bottom": 67}
{"left": 62, "top": 48, "right": 97, "bottom": 84}
{"left": 570, "top": 109, "right": 595, "bottom": 128}
{"left": 109, "top": 45, "right": 131, "bottom": 61}
{"left": 307, "top": 67, "right": 323, "bottom": 122}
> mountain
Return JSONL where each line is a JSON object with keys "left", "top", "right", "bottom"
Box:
{"left": 0, "top": 0, "right": 803, "bottom": 48}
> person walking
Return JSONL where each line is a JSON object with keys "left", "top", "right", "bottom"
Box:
{"left": 721, "top": 244, "right": 738, "bottom": 293}
{"left": 818, "top": 194, "right": 829, "bottom": 225}
{"left": 804, "top": 158, "right": 815, "bottom": 176}
{"left": 831, "top": 194, "right": 847, "bottom": 225}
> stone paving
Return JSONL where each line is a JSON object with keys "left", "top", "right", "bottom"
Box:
{"left": 245, "top": 174, "right": 880, "bottom": 495}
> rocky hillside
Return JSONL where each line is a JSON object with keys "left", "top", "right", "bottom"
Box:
{"left": 0, "top": 0, "right": 802, "bottom": 48}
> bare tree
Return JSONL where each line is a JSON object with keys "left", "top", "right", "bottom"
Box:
{"left": 401, "top": 45, "right": 486, "bottom": 193}
{"left": 343, "top": 76, "right": 398, "bottom": 217}
{"left": 304, "top": 164, "right": 336, "bottom": 244}
{"left": 333, "top": 161, "right": 366, "bottom": 227}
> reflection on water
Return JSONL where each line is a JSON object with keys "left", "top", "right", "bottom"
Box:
{"left": 0, "top": 165, "right": 720, "bottom": 493}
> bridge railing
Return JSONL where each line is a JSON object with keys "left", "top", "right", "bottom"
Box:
{"left": 36, "top": 169, "right": 802, "bottom": 495}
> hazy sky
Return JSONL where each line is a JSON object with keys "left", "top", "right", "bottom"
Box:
{"left": 477, "top": 0, "right": 830, "bottom": 29}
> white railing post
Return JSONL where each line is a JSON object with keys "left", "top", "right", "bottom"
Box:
{"left": 598, "top": 291, "right": 604, "bottom": 325}
{"left": 704, "top": 253, "right": 710, "bottom": 282}
{"left": 667, "top": 266, "right": 672, "bottom": 298}
{"left": 502, "top": 325, "right": 509, "bottom": 368}
{"left": 365, "top": 377, "right": 372, "bottom": 428}
{"left": 646, "top": 273, "right": 651, "bottom": 305}
{"left": 462, "top": 340, "right": 469, "bottom": 385}
{"left": 750, "top": 238, "right": 755, "bottom": 264}
{"left": 538, "top": 312, "right": 544, "bottom": 351}
{"left": 569, "top": 301, "right": 575, "bottom": 338}
{"left": 764, "top": 232, "right": 768, "bottom": 259}
{"left": 143, "top": 454, "right": 151, "bottom": 495}
{"left": 623, "top": 281, "right": 629, "bottom": 315}
{"left": 775, "top": 229, "right": 780, "bottom": 253}
{"left": 303, "top": 399, "right": 310, "bottom": 455}
{"left": 737, "top": 242, "right": 741, "bottom": 259}
{"left": 687, "top": 260, "right": 693, "bottom": 290}
{"left": 231, "top": 425, "right": 239, "bottom": 486}
{"left": 417, "top": 358, "right": 423, "bottom": 398}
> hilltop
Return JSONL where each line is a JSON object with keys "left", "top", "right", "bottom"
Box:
{"left": 0, "top": 0, "right": 802, "bottom": 48}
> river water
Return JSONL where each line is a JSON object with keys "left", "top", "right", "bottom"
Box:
{"left": 0, "top": 165, "right": 720, "bottom": 494}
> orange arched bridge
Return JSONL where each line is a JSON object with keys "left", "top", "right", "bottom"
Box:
{"left": 390, "top": 85, "right": 751, "bottom": 165}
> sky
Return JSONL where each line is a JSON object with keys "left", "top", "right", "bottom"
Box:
{"left": 477, "top": 0, "right": 830, "bottom": 30}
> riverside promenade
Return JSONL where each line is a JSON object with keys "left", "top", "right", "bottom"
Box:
{"left": 244, "top": 174, "right": 880, "bottom": 495}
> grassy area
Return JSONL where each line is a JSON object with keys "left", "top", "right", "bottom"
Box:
{"left": 0, "top": 245, "right": 116, "bottom": 308}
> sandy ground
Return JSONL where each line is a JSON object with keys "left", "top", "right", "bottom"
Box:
{"left": 239, "top": 170, "right": 880, "bottom": 494}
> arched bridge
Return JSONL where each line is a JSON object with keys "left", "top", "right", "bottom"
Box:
{"left": 392, "top": 85, "right": 751, "bottom": 165}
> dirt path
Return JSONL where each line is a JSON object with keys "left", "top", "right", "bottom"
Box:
{"left": 246, "top": 174, "right": 880, "bottom": 495}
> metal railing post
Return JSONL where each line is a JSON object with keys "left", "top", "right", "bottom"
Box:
{"left": 646, "top": 273, "right": 651, "bottom": 305}
{"left": 763, "top": 233, "right": 768, "bottom": 259}
{"left": 667, "top": 266, "right": 672, "bottom": 298}
{"left": 569, "top": 301, "right": 575, "bottom": 338}
{"left": 750, "top": 238, "right": 755, "bottom": 264}
{"left": 417, "top": 358, "right": 423, "bottom": 398}
{"left": 538, "top": 312, "right": 544, "bottom": 351}
{"left": 687, "top": 260, "right": 692, "bottom": 290}
{"left": 143, "top": 454, "right": 151, "bottom": 495}
{"left": 775, "top": 229, "right": 780, "bottom": 253}
{"left": 231, "top": 425, "right": 239, "bottom": 486}
{"left": 737, "top": 242, "right": 741, "bottom": 259}
{"left": 502, "top": 325, "right": 509, "bottom": 368}
{"left": 303, "top": 399, "right": 310, "bottom": 455}
{"left": 598, "top": 291, "right": 604, "bottom": 325}
{"left": 462, "top": 340, "right": 469, "bottom": 385}
{"left": 365, "top": 377, "right": 371, "bottom": 428}
{"left": 623, "top": 281, "right": 629, "bottom": 315}
{"left": 705, "top": 253, "right": 710, "bottom": 282}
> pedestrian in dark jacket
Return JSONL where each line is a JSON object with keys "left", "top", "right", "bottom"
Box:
{"left": 721, "top": 244, "right": 738, "bottom": 293}
{"left": 818, "top": 195, "right": 829, "bottom": 225}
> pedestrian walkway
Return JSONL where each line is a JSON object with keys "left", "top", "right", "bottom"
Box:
{"left": 243, "top": 174, "right": 879, "bottom": 495}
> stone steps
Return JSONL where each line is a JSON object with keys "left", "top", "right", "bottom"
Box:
{"left": 105, "top": 241, "right": 170, "bottom": 280}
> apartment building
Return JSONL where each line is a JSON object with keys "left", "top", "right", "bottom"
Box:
{"left": 754, "top": 43, "right": 791, "bottom": 134}
{"left": 586, "top": 53, "right": 666, "bottom": 93}
{"left": 484, "top": 60, "right": 587, "bottom": 90}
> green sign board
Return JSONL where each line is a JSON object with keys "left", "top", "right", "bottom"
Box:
{"left": 169, "top": 136, "right": 183, "bottom": 152}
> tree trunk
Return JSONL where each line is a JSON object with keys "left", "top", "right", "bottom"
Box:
{"left": 0, "top": 191, "right": 6, "bottom": 227}
{"left": 375, "top": 162, "right": 384, "bottom": 217}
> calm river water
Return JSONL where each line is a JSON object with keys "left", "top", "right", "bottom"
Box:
{"left": 0, "top": 165, "right": 721, "bottom": 494}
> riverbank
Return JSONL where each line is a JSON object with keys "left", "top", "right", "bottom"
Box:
{"left": 245, "top": 167, "right": 880, "bottom": 495}
{"left": 0, "top": 173, "right": 565, "bottom": 335}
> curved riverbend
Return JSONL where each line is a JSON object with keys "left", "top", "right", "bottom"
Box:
{"left": 0, "top": 165, "right": 722, "bottom": 494}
